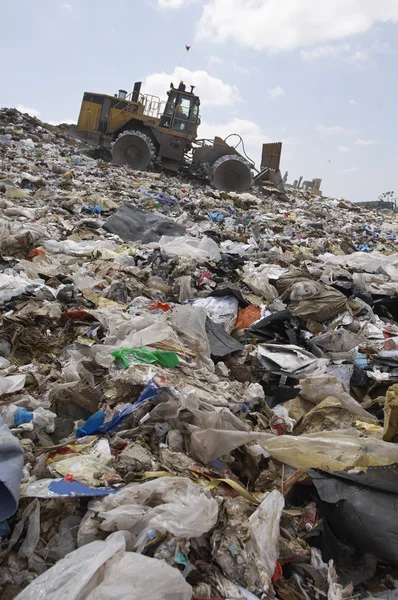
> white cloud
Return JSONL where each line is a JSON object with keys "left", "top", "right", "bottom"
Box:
{"left": 199, "top": 117, "right": 272, "bottom": 167}
{"left": 16, "top": 104, "right": 40, "bottom": 118}
{"left": 300, "top": 43, "right": 351, "bottom": 61}
{"left": 338, "top": 145, "right": 351, "bottom": 152}
{"left": 342, "top": 167, "right": 360, "bottom": 173}
{"left": 157, "top": 0, "right": 196, "bottom": 7}
{"left": 208, "top": 55, "right": 225, "bottom": 66}
{"left": 349, "top": 98, "right": 358, "bottom": 104}
{"left": 143, "top": 66, "right": 240, "bottom": 107}
{"left": 372, "top": 40, "right": 396, "bottom": 54}
{"left": 62, "top": 3, "right": 73, "bottom": 10}
{"left": 315, "top": 124, "right": 350, "bottom": 135}
{"left": 196, "top": 0, "right": 398, "bottom": 52}
{"left": 356, "top": 138, "right": 377, "bottom": 145}
{"left": 268, "top": 85, "right": 285, "bottom": 98}
{"left": 345, "top": 50, "right": 369, "bottom": 63}
{"left": 47, "top": 119, "right": 75, "bottom": 125}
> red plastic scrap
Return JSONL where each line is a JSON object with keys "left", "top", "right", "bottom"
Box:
{"left": 235, "top": 306, "right": 261, "bottom": 329}
{"left": 64, "top": 474, "right": 74, "bottom": 482}
{"left": 149, "top": 301, "right": 171, "bottom": 312}
{"left": 272, "top": 561, "right": 283, "bottom": 584}
{"left": 27, "top": 248, "right": 46, "bottom": 260}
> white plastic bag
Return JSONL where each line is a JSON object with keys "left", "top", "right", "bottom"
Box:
{"left": 16, "top": 531, "right": 192, "bottom": 600}
{"left": 158, "top": 235, "right": 221, "bottom": 261}
{"left": 0, "top": 374, "right": 26, "bottom": 396}
{"left": 78, "top": 476, "right": 218, "bottom": 547}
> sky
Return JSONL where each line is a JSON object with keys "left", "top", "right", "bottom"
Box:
{"left": 1, "top": 0, "right": 398, "bottom": 203}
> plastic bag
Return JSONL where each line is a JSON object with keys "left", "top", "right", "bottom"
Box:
{"left": 157, "top": 235, "right": 221, "bottom": 261}
{"left": 78, "top": 477, "right": 218, "bottom": 547}
{"left": 299, "top": 374, "right": 376, "bottom": 422}
{"left": 242, "top": 262, "right": 278, "bottom": 301}
{"left": 193, "top": 296, "right": 239, "bottom": 333}
{"left": 171, "top": 305, "right": 212, "bottom": 367}
{"left": 16, "top": 531, "right": 192, "bottom": 600}
{"left": 177, "top": 275, "right": 194, "bottom": 303}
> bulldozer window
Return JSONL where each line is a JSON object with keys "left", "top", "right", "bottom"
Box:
{"left": 172, "top": 97, "right": 190, "bottom": 133}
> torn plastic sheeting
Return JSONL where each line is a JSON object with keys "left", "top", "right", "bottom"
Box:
{"left": 212, "top": 490, "right": 284, "bottom": 594}
{"left": 103, "top": 202, "right": 186, "bottom": 243}
{"left": 313, "top": 329, "right": 364, "bottom": 353}
{"left": 194, "top": 296, "right": 239, "bottom": 333}
{"left": 247, "top": 310, "right": 300, "bottom": 344}
{"left": 310, "top": 465, "right": 398, "bottom": 565}
{"left": 171, "top": 305, "right": 212, "bottom": 366}
{"left": 0, "top": 416, "right": 24, "bottom": 521}
{"left": 77, "top": 477, "right": 218, "bottom": 547}
{"left": 0, "top": 270, "right": 56, "bottom": 304}
{"left": 157, "top": 234, "right": 221, "bottom": 261}
{"left": 190, "top": 427, "right": 398, "bottom": 470}
{"left": 0, "top": 374, "right": 26, "bottom": 396}
{"left": 257, "top": 344, "right": 318, "bottom": 373}
{"left": 299, "top": 374, "right": 377, "bottom": 422}
{"left": 205, "top": 317, "right": 243, "bottom": 358}
{"left": 15, "top": 531, "right": 192, "bottom": 600}
{"left": 43, "top": 238, "right": 118, "bottom": 256}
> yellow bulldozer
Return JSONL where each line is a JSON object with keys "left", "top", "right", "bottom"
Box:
{"left": 73, "top": 80, "right": 282, "bottom": 193}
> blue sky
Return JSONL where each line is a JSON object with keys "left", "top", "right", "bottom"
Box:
{"left": 1, "top": 0, "right": 398, "bottom": 203}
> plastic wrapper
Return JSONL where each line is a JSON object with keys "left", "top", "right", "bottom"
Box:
{"left": 77, "top": 476, "right": 218, "bottom": 547}
{"left": 15, "top": 531, "right": 192, "bottom": 600}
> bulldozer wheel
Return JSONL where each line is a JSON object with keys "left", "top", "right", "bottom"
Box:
{"left": 210, "top": 155, "right": 252, "bottom": 193}
{"left": 112, "top": 130, "right": 155, "bottom": 170}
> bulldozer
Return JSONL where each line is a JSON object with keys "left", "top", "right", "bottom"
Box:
{"left": 73, "top": 80, "right": 255, "bottom": 193}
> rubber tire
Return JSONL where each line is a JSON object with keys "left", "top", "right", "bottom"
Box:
{"left": 112, "top": 130, "right": 155, "bottom": 170}
{"left": 211, "top": 155, "right": 252, "bottom": 193}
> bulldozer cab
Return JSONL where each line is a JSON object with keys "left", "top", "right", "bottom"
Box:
{"left": 159, "top": 84, "right": 200, "bottom": 139}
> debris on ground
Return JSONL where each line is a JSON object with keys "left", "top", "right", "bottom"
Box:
{"left": 2, "top": 107, "right": 398, "bottom": 599}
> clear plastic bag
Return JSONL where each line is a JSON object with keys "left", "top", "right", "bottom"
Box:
{"left": 16, "top": 531, "right": 192, "bottom": 600}
{"left": 78, "top": 477, "right": 218, "bottom": 547}
{"left": 158, "top": 235, "right": 221, "bottom": 261}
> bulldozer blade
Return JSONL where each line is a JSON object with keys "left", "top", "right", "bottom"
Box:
{"left": 211, "top": 155, "right": 252, "bottom": 193}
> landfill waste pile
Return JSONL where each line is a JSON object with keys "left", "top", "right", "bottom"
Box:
{"left": 2, "top": 107, "right": 398, "bottom": 600}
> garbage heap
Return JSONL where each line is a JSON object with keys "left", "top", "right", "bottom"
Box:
{"left": 2, "top": 107, "right": 398, "bottom": 600}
